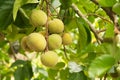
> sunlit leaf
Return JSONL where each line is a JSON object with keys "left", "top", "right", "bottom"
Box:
{"left": 97, "top": 0, "right": 117, "bottom": 7}
{"left": 52, "top": 62, "right": 65, "bottom": 70}
{"left": 88, "top": 54, "right": 115, "bottom": 78}
{"left": 112, "top": 3, "right": 120, "bottom": 16}
{"left": 13, "top": 0, "right": 38, "bottom": 20}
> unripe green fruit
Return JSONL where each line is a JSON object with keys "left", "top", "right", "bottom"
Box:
{"left": 62, "top": 33, "right": 72, "bottom": 45}
{"left": 41, "top": 51, "right": 59, "bottom": 67}
{"left": 21, "top": 36, "right": 32, "bottom": 51}
{"left": 26, "top": 33, "right": 46, "bottom": 52}
{"left": 48, "top": 19, "right": 64, "bottom": 34}
{"left": 112, "top": 3, "right": 120, "bottom": 15}
{"left": 48, "top": 34, "right": 62, "bottom": 50}
{"left": 30, "top": 9, "right": 47, "bottom": 27}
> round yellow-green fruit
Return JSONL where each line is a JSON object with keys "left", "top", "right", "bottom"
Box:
{"left": 48, "top": 34, "right": 62, "bottom": 50}
{"left": 21, "top": 36, "right": 32, "bottom": 51}
{"left": 30, "top": 9, "right": 47, "bottom": 27}
{"left": 48, "top": 19, "right": 64, "bottom": 33}
{"left": 26, "top": 33, "right": 46, "bottom": 52}
{"left": 62, "top": 33, "right": 72, "bottom": 45}
{"left": 41, "top": 51, "right": 59, "bottom": 67}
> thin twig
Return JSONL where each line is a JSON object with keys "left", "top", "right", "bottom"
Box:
{"left": 87, "top": 13, "right": 112, "bottom": 23}
{"left": 63, "top": 45, "right": 69, "bottom": 61}
{"left": 49, "top": 3, "right": 59, "bottom": 16}
{"left": 39, "top": 0, "right": 45, "bottom": 10}
{"left": 91, "top": 0, "right": 120, "bottom": 34}
{"left": 91, "top": 0, "right": 114, "bottom": 21}
{"left": 97, "top": 29, "right": 106, "bottom": 34}
{"left": 71, "top": 3, "right": 103, "bottom": 42}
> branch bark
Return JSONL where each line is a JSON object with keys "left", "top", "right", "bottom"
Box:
{"left": 71, "top": 3, "right": 103, "bottom": 42}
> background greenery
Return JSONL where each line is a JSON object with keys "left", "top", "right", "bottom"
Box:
{"left": 0, "top": 0, "right": 120, "bottom": 80}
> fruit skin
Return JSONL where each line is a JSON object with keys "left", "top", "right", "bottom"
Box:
{"left": 21, "top": 36, "right": 32, "bottom": 51}
{"left": 39, "top": 31, "right": 46, "bottom": 36}
{"left": 62, "top": 33, "right": 72, "bottom": 45}
{"left": 30, "top": 9, "right": 47, "bottom": 27}
{"left": 48, "top": 34, "right": 62, "bottom": 50}
{"left": 41, "top": 51, "right": 59, "bottom": 67}
{"left": 112, "top": 3, "right": 120, "bottom": 15}
{"left": 26, "top": 33, "right": 46, "bottom": 52}
{"left": 48, "top": 19, "right": 64, "bottom": 34}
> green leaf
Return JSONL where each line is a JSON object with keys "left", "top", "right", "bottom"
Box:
{"left": 13, "top": 0, "right": 38, "bottom": 20}
{"left": 97, "top": 0, "right": 117, "bottom": 7}
{"left": 0, "top": 0, "right": 14, "bottom": 30}
{"left": 68, "top": 71, "right": 88, "bottom": 80}
{"left": 112, "top": 3, "right": 120, "bottom": 15}
{"left": 14, "top": 61, "right": 33, "bottom": 80}
{"left": 14, "top": 67, "right": 25, "bottom": 80}
{"left": 13, "top": 8, "right": 31, "bottom": 28}
{"left": 88, "top": 54, "right": 115, "bottom": 78}
{"left": 0, "top": 40, "right": 8, "bottom": 47}
{"left": 68, "top": 73, "right": 80, "bottom": 80}
{"left": 65, "top": 18, "right": 77, "bottom": 30}
{"left": 51, "top": 62, "right": 65, "bottom": 70}
{"left": 11, "top": 60, "right": 26, "bottom": 67}
{"left": 84, "top": 26, "right": 91, "bottom": 44}
{"left": 60, "top": 0, "right": 72, "bottom": 9}
{"left": 23, "top": 62, "right": 33, "bottom": 79}
{"left": 79, "top": 0, "right": 96, "bottom": 12}
{"left": 104, "top": 23, "right": 114, "bottom": 38}
{"left": 76, "top": 18, "right": 91, "bottom": 52}
{"left": 48, "top": 69, "right": 58, "bottom": 80}
{"left": 60, "top": 68, "right": 69, "bottom": 80}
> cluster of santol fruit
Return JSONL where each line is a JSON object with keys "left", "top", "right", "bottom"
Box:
{"left": 21, "top": 9, "right": 72, "bottom": 67}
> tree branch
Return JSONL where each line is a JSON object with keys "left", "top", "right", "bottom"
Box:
{"left": 91, "top": 0, "right": 114, "bottom": 21}
{"left": 71, "top": 3, "right": 103, "bottom": 42}
{"left": 91, "top": 0, "right": 120, "bottom": 34}
{"left": 44, "top": 0, "right": 51, "bottom": 51}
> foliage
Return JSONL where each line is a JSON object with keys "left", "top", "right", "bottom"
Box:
{"left": 0, "top": 0, "right": 120, "bottom": 80}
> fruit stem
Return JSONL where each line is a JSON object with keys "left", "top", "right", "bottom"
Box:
{"left": 44, "top": 0, "right": 51, "bottom": 51}
{"left": 103, "top": 73, "right": 107, "bottom": 80}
